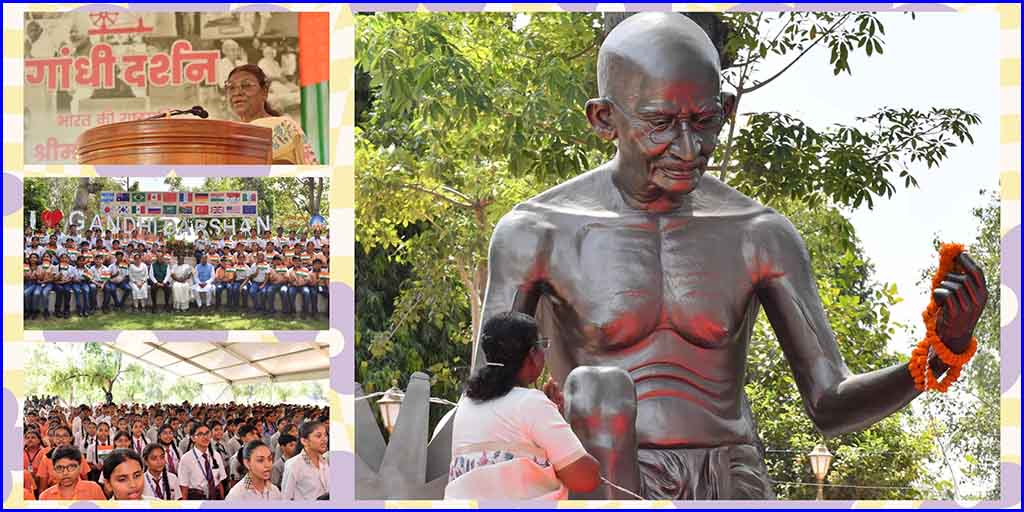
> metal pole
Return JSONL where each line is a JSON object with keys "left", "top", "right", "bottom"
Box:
{"left": 816, "top": 478, "right": 824, "bottom": 500}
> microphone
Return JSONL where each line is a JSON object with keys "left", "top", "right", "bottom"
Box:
{"left": 145, "top": 106, "right": 209, "bottom": 120}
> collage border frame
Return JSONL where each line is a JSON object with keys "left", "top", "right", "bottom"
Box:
{"left": 2, "top": 2, "right": 1020, "bottom": 509}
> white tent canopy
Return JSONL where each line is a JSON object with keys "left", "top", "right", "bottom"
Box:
{"left": 102, "top": 341, "right": 330, "bottom": 386}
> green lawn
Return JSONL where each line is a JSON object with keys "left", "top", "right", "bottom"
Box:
{"left": 24, "top": 308, "right": 328, "bottom": 331}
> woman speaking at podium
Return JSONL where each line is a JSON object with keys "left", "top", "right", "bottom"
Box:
{"left": 224, "top": 64, "right": 319, "bottom": 165}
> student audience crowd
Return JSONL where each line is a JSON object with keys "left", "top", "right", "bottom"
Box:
{"left": 22, "top": 395, "right": 330, "bottom": 501}
{"left": 22, "top": 226, "right": 330, "bottom": 320}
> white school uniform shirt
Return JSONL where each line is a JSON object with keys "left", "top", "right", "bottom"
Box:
{"left": 130, "top": 435, "right": 148, "bottom": 455}
{"left": 194, "top": 239, "right": 208, "bottom": 251}
{"left": 280, "top": 451, "right": 329, "bottom": 501}
{"left": 107, "top": 263, "right": 126, "bottom": 283}
{"left": 177, "top": 447, "right": 227, "bottom": 498}
{"left": 225, "top": 475, "right": 283, "bottom": 501}
{"left": 144, "top": 470, "right": 182, "bottom": 500}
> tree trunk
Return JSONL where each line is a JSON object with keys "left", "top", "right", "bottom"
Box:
{"left": 314, "top": 177, "right": 324, "bottom": 215}
{"left": 73, "top": 178, "right": 93, "bottom": 213}
{"left": 306, "top": 178, "right": 316, "bottom": 217}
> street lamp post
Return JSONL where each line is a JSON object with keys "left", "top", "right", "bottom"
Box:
{"left": 376, "top": 387, "right": 404, "bottom": 433}
{"left": 808, "top": 444, "right": 833, "bottom": 500}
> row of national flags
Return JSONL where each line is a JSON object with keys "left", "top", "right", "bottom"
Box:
{"left": 99, "top": 191, "right": 258, "bottom": 217}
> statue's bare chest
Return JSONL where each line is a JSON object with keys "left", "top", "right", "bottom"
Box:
{"left": 544, "top": 213, "right": 758, "bottom": 348}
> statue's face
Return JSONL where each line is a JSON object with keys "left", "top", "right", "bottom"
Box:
{"left": 610, "top": 67, "right": 724, "bottom": 196}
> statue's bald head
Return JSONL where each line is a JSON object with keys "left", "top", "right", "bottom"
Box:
{"left": 597, "top": 13, "right": 721, "bottom": 103}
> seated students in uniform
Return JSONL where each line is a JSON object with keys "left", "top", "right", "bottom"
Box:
{"left": 40, "top": 425, "right": 92, "bottom": 489}
{"left": 229, "top": 424, "right": 260, "bottom": 487}
{"left": 33, "top": 255, "right": 56, "bottom": 319}
{"left": 247, "top": 253, "right": 270, "bottom": 315}
{"left": 234, "top": 255, "right": 252, "bottom": 311}
{"left": 288, "top": 255, "right": 314, "bottom": 319}
{"left": 280, "top": 420, "right": 329, "bottom": 501}
{"left": 311, "top": 259, "right": 328, "bottom": 318}
{"left": 178, "top": 422, "right": 227, "bottom": 500}
{"left": 225, "top": 440, "right": 283, "bottom": 501}
{"left": 51, "top": 254, "right": 76, "bottom": 319}
{"left": 103, "top": 252, "right": 130, "bottom": 312}
{"left": 38, "top": 445, "right": 106, "bottom": 500}
{"left": 264, "top": 255, "right": 288, "bottom": 317}
{"left": 24, "top": 253, "right": 40, "bottom": 320}
{"left": 24, "top": 429, "right": 50, "bottom": 498}
{"left": 129, "top": 419, "right": 149, "bottom": 455}
{"left": 156, "top": 425, "right": 182, "bottom": 476}
{"left": 102, "top": 449, "right": 145, "bottom": 500}
{"left": 78, "top": 254, "right": 99, "bottom": 317}
{"left": 142, "top": 443, "right": 182, "bottom": 500}
{"left": 85, "top": 422, "right": 113, "bottom": 482}
{"left": 271, "top": 433, "right": 297, "bottom": 489}
{"left": 214, "top": 256, "right": 236, "bottom": 311}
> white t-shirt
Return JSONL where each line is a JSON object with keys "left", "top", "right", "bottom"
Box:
{"left": 449, "top": 387, "right": 587, "bottom": 480}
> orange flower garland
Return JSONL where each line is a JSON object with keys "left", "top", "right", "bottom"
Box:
{"left": 908, "top": 243, "right": 978, "bottom": 392}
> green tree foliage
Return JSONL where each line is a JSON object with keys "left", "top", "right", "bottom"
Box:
{"left": 745, "top": 198, "right": 940, "bottom": 499}
{"left": 716, "top": 12, "right": 980, "bottom": 208}
{"left": 910, "top": 190, "right": 1001, "bottom": 499}
{"left": 199, "top": 177, "right": 329, "bottom": 230}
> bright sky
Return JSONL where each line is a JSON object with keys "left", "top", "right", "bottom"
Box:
{"left": 132, "top": 177, "right": 205, "bottom": 191}
{"left": 739, "top": 11, "right": 1003, "bottom": 346}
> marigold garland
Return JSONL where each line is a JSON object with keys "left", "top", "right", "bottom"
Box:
{"left": 908, "top": 243, "right": 978, "bottom": 392}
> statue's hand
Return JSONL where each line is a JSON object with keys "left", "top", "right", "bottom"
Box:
{"left": 543, "top": 377, "right": 564, "bottom": 415}
{"left": 933, "top": 253, "right": 988, "bottom": 353}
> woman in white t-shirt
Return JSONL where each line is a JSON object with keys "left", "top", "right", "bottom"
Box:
{"left": 445, "top": 312, "right": 599, "bottom": 500}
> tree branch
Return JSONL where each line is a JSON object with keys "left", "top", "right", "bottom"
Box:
{"left": 740, "top": 13, "right": 852, "bottom": 95}
{"left": 397, "top": 182, "right": 475, "bottom": 209}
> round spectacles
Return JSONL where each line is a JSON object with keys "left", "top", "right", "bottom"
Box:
{"left": 53, "top": 462, "right": 80, "bottom": 473}
{"left": 604, "top": 97, "right": 724, "bottom": 145}
{"left": 224, "top": 80, "right": 260, "bottom": 95}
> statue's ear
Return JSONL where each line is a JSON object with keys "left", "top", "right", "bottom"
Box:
{"left": 721, "top": 91, "right": 737, "bottom": 121}
{"left": 585, "top": 98, "right": 617, "bottom": 141}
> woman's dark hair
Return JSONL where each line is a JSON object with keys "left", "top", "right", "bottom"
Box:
{"left": 112, "top": 430, "right": 131, "bottom": 446}
{"left": 51, "top": 445, "right": 82, "bottom": 465}
{"left": 465, "top": 312, "right": 540, "bottom": 402}
{"left": 142, "top": 443, "right": 172, "bottom": 499}
{"left": 102, "top": 448, "right": 143, "bottom": 481}
{"left": 242, "top": 439, "right": 269, "bottom": 461}
{"left": 227, "top": 64, "right": 282, "bottom": 116}
{"left": 278, "top": 433, "right": 297, "bottom": 449}
{"left": 294, "top": 420, "right": 324, "bottom": 455}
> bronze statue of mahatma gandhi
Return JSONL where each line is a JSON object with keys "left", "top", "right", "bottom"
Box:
{"left": 474, "top": 12, "right": 988, "bottom": 500}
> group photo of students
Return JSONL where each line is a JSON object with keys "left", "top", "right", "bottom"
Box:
{"left": 23, "top": 396, "right": 331, "bottom": 501}
{"left": 22, "top": 177, "right": 332, "bottom": 331}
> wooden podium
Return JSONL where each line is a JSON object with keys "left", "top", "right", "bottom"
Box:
{"left": 76, "top": 119, "right": 272, "bottom": 165}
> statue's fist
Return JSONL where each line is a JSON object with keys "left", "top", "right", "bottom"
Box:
{"left": 933, "top": 253, "right": 988, "bottom": 353}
